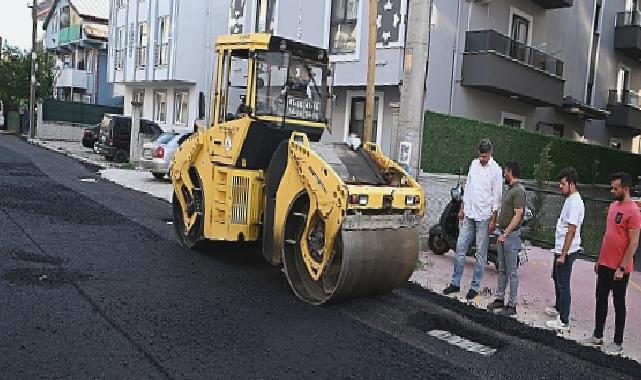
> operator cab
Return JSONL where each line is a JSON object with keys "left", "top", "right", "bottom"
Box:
{"left": 213, "top": 34, "right": 331, "bottom": 141}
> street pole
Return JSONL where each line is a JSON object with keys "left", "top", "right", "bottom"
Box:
{"left": 363, "top": 0, "right": 377, "bottom": 144}
{"left": 29, "top": 1, "right": 38, "bottom": 139}
{"left": 395, "top": 0, "right": 431, "bottom": 178}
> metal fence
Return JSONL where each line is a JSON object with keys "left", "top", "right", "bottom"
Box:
{"left": 42, "top": 99, "right": 123, "bottom": 125}
{"left": 522, "top": 187, "right": 610, "bottom": 259}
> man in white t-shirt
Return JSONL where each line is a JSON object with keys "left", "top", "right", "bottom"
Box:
{"left": 545, "top": 168, "right": 585, "bottom": 331}
{"left": 443, "top": 139, "right": 503, "bottom": 301}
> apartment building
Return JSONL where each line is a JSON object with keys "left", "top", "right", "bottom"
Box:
{"left": 107, "top": 0, "right": 228, "bottom": 132}
{"left": 43, "top": 0, "right": 118, "bottom": 106}
{"left": 225, "top": 0, "right": 406, "bottom": 155}
{"left": 106, "top": 0, "right": 641, "bottom": 153}
{"left": 426, "top": 0, "right": 641, "bottom": 154}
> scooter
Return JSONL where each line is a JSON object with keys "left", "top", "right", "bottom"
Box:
{"left": 427, "top": 175, "right": 532, "bottom": 270}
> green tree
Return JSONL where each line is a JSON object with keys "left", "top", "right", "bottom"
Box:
{"left": 0, "top": 44, "right": 55, "bottom": 115}
{"left": 534, "top": 142, "right": 555, "bottom": 188}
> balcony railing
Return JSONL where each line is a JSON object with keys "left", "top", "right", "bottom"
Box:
{"left": 608, "top": 89, "right": 641, "bottom": 109}
{"left": 55, "top": 68, "right": 88, "bottom": 89}
{"left": 58, "top": 25, "right": 82, "bottom": 44}
{"left": 616, "top": 11, "right": 641, "bottom": 27}
{"left": 465, "top": 30, "right": 563, "bottom": 78}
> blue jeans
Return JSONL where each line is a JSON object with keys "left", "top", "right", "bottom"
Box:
{"left": 496, "top": 229, "right": 521, "bottom": 306}
{"left": 552, "top": 252, "right": 577, "bottom": 324}
{"left": 450, "top": 217, "right": 490, "bottom": 291}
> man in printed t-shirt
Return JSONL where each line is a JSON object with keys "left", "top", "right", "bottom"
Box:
{"left": 581, "top": 172, "right": 641, "bottom": 355}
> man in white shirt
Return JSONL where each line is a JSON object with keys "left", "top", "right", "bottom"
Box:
{"left": 545, "top": 168, "right": 585, "bottom": 331}
{"left": 443, "top": 139, "right": 504, "bottom": 301}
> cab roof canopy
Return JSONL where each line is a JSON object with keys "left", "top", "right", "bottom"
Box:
{"left": 215, "top": 34, "right": 328, "bottom": 63}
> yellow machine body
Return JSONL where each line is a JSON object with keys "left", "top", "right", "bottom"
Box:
{"left": 171, "top": 34, "right": 424, "bottom": 304}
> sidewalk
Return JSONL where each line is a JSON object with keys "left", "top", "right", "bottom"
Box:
{"left": 410, "top": 246, "right": 641, "bottom": 363}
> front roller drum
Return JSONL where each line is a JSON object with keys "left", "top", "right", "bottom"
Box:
{"left": 283, "top": 223, "right": 419, "bottom": 305}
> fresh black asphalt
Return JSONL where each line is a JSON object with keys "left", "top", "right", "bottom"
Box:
{"left": 0, "top": 135, "right": 639, "bottom": 379}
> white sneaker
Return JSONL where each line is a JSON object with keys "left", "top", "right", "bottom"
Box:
{"left": 544, "top": 307, "right": 559, "bottom": 317}
{"left": 546, "top": 316, "right": 569, "bottom": 331}
{"left": 601, "top": 342, "right": 623, "bottom": 355}
{"left": 579, "top": 335, "right": 603, "bottom": 347}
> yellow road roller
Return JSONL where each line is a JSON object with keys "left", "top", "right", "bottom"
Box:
{"left": 171, "top": 34, "right": 424, "bottom": 304}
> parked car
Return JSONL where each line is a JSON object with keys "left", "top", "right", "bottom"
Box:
{"left": 0, "top": 101, "right": 5, "bottom": 128}
{"left": 97, "top": 114, "right": 162, "bottom": 163}
{"left": 82, "top": 124, "right": 100, "bottom": 150}
{"left": 140, "top": 132, "right": 192, "bottom": 179}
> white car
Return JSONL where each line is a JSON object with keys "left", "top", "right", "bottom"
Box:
{"left": 139, "top": 132, "right": 192, "bottom": 179}
{"left": 0, "top": 101, "right": 5, "bottom": 128}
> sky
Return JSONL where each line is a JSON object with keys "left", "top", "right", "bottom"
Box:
{"left": 0, "top": 0, "right": 38, "bottom": 51}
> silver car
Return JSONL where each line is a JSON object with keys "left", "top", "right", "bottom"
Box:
{"left": 140, "top": 132, "right": 191, "bottom": 179}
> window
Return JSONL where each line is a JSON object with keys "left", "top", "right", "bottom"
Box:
{"left": 511, "top": 15, "right": 529, "bottom": 44}
{"left": 86, "top": 50, "right": 94, "bottom": 72}
{"left": 329, "top": 0, "right": 359, "bottom": 54}
{"left": 501, "top": 112, "right": 525, "bottom": 129}
{"left": 136, "top": 22, "right": 148, "bottom": 69}
{"left": 76, "top": 49, "right": 86, "bottom": 70}
{"left": 60, "top": 6, "right": 70, "bottom": 28}
{"left": 153, "top": 90, "right": 167, "bottom": 123}
{"left": 256, "top": 0, "right": 276, "bottom": 33}
{"left": 156, "top": 16, "right": 171, "bottom": 67}
{"left": 115, "top": 27, "right": 125, "bottom": 70}
{"left": 174, "top": 91, "right": 189, "bottom": 125}
{"left": 349, "top": 96, "right": 379, "bottom": 143}
{"left": 218, "top": 53, "right": 248, "bottom": 123}
{"left": 116, "top": 0, "right": 127, "bottom": 8}
{"left": 133, "top": 90, "right": 145, "bottom": 117}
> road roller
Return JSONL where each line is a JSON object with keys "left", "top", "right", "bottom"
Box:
{"left": 171, "top": 33, "right": 424, "bottom": 304}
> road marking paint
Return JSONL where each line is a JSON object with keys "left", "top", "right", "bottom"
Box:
{"left": 428, "top": 329, "right": 497, "bottom": 356}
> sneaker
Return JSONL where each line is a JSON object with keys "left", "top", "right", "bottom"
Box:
{"left": 544, "top": 307, "right": 559, "bottom": 317}
{"left": 487, "top": 299, "right": 505, "bottom": 312}
{"left": 443, "top": 285, "right": 460, "bottom": 295}
{"left": 499, "top": 304, "right": 517, "bottom": 316}
{"left": 601, "top": 342, "right": 623, "bottom": 355}
{"left": 579, "top": 335, "right": 603, "bottom": 347}
{"left": 546, "top": 316, "right": 569, "bottom": 331}
{"left": 465, "top": 289, "right": 479, "bottom": 301}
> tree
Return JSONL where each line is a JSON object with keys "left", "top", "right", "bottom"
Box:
{"left": 0, "top": 44, "right": 55, "bottom": 115}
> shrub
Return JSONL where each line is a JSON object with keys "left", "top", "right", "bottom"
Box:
{"left": 421, "top": 112, "right": 641, "bottom": 184}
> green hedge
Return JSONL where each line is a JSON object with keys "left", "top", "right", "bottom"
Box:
{"left": 421, "top": 112, "right": 641, "bottom": 184}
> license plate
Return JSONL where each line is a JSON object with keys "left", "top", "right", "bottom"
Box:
{"left": 144, "top": 149, "right": 152, "bottom": 158}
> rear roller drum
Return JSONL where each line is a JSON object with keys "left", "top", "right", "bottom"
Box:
{"left": 282, "top": 193, "right": 419, "bottom": 305}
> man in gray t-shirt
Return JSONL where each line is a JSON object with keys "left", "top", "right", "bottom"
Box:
{"left": 487, "top": 161, "right": 526, "bottom": 316}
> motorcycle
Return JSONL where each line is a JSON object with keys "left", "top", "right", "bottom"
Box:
{"left": 427, "top": 175, "right": 533, "bottom": 270}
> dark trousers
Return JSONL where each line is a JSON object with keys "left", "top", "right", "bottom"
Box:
{"left": 552, "top": 253, "right": 576, "bottom": 324}
{"left": 594, "top": 266, "right": 630, "bottom": 345}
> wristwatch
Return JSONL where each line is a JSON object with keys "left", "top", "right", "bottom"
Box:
{"left": 619, "top": 266, "right": 626, "bottom": 272}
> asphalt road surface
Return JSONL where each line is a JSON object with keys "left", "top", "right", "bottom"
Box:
{"left": 0, "top": 135, "right": 639, "bottom": 379}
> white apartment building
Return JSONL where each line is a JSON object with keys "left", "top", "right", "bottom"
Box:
{"left": 107, "top": 0, "right": 228, "bottom": 132}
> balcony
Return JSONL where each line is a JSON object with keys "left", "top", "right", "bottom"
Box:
{"left": 55, "top": 68, "right": 88, "bottom": 89}
{"left": 614, "top": 11, "right": 641, "bottom": 60}
{"left": 606, "top": 90, "right": 641, "bottom": 130}
{"left": 461, "top": 30, "right": 565, "bottom": 107}
{"left": 58, "top": 25, "right": 82, "bottom": 45}
{"left": 531, "top": 0, "right": 573, "bottom": 9}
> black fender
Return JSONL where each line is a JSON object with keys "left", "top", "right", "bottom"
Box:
{"left": 262, "top": 141, "right": 290, "bottom": 265}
